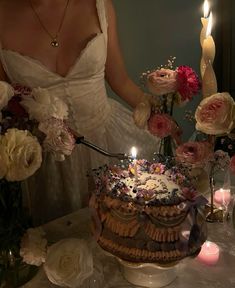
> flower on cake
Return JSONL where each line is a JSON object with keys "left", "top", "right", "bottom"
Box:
{"left": 149, "top": 163, "right": 165, "bottom": 174}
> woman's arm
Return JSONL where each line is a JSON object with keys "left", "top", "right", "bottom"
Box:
{"left": 105, "top": 0, "right": 147, "bottom": 108}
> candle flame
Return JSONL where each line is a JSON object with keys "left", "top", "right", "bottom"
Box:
{"left": 203, "top": 0, "right": 210, "bottom": 18}
{"left": 206, "top": 241, "right": 211, "bottom": 248}
{"left": 131, "top": 147, "right": 137, "bottom": 159}
{"left": 206, "top": 12, "right": 213, "bottom": 37}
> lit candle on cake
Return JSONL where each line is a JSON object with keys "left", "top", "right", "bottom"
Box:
{"left": 202, "top": 12, "right": 218, "bottom": 97}
{"left": 131, "top": 146, "right": 138, "bottom": 182}
{"left": 197, "top": 241, "right": 220, "bottom": 265}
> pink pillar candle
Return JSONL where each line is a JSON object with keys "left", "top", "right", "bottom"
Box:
{"left": 197, "top": 241, "right": 220, "bottom": 266}
{"left": 214, "top": 189, "right": 231, "bottom": 206}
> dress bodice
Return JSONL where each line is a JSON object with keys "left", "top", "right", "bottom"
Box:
{"left": 0, "top": 0, "right": 111, "bottom": 137}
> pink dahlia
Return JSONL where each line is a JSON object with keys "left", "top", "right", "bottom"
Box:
{"left": 148, "top": 113, "right": 174, "bottom": 138}
{"left": 177, "top": 66, "right": 200, "bottom": 102}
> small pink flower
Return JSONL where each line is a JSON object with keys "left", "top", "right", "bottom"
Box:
{"left": 176, "top": 141, "right": 213, "bottom": 167}
{"left": 147, "top": 68, "right": 177, "bottom": 96}
{"left": 148, "top": 113, "right": 174, "bottom": 138}
{"left": 177, "top": 66, "right": 200, "bottom": 102}
{"left": 149, "top": 163, "right": 165, "bottom": 174}
{"left": 230, "top": 155, "right": 235, "bottom": 175}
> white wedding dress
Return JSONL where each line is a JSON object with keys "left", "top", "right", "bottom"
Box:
{"left": 0, "top": 0, "right": 158, "bottom": 224}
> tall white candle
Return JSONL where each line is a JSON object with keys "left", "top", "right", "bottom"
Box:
{"left": 200, "top": 0, "right": 210, "bottom": 78}
{"left": 202, "top": 12, "right": 217, "bottom": 98}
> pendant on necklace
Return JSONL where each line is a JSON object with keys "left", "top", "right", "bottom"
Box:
{"left": 51, "top": 39, "right": 59, "bottom": 47}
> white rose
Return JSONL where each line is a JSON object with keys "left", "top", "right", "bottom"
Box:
{"left": 0, "top": 143, "right": 9, "bottom": 179}
{"left": 20, "top": 228, "right": 47, "bottom": 266}
{"left": 195, "top": 92, "right": 235, "bottom": 135}
{"left": 133, "top": 100, "right": 151, "bottom": 129}
{"left": 44, "top": 239, "right": 93, "bottom": 288}
{"left": 21, "top": 87, "right": 68, "bottom": 122}
{"left": 0, "top": 81, "right": 14, "bottom": 110}
{"left": 1, "top": 128, "right": 42, "bottom": 181}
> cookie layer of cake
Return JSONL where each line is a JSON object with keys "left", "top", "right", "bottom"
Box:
{"left": 90, "top": 159, "right": 207, "bottom": 264}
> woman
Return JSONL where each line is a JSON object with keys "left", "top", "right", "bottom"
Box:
{"left": 0, "top": 0, "right": 158, "bottom": 224}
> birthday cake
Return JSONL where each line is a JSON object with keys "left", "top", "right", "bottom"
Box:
{"left": 90, "top": 158, "right": 207, "bottom": 264}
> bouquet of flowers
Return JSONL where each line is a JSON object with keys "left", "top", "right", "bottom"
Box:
{"left": 134, "top": 57, "right": 235, "bottom": 221}
{"left": 0, "top": 81, "right": 76, "bottom": 286}
{"left": 134, "top": 57, "right": 201, "bottom": 156}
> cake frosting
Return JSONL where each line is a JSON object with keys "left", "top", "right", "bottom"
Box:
{"left": 90, "top": 158, "right": 207, "bottom": 264}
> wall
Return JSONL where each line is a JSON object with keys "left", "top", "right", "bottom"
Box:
{"left": 107, "top": 0, "right": 204, "bottom": 141}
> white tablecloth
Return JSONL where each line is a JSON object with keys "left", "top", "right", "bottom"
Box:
{"left": 23, "top": 207, "right": 235, "bottom": 288}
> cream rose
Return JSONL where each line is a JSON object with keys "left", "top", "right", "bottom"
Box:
{"left": 0, "top": 81, "right": 14, "bottom": 110}
{"left": 21, "top": 87, "right": 68, "bottom": 122}
{"left": 147, "top": 68, "right": 177, "bottom": 96}
{"left": 0, "top": 144, "right": 9, "bottom": 179}
{"left": 20, "top": 228, "right": 47, "bottom": 266}
{"left": 195, "top": 92, "right": 235, "bottom": 135}
{"left": 1, "top": 128, "right": 42, "bottom": 181}
{"left": 44, "top": 238, "right": 93, "bottom": 288}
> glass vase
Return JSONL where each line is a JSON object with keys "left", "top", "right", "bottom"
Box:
{"left": 0, "top": 180, "right": 37, "bottom": 287}
{"left": 158, "top": 136, "right": 175, "bottom": 157}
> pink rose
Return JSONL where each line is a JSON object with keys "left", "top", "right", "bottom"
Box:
{"left": 230, "top": 155, "right": 235, "bottom": 175}
{"left": 148, "top": 113, "right": 174, "bottom": 138}
{"left": 39, "top": 118, "right": 75, "bottom": 161}
{"left": 147, "top": 68, "right": 177, "bottom": 96}
{"left": 176, "top": 141, "right": 213, "bottom": 167}
{"left": 176, "top": 66, "right": 200, "bottom": 102}
{"left": 195, "top": 92, "right": 235, "bottom": 135}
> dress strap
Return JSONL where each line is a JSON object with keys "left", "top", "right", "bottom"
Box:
{"left": 96, "top": 0, "right": 108, "bottom": 38}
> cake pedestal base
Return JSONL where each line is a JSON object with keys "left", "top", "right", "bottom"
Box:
{"left": 117, "top": 258, "right": 178, "bottom": 288}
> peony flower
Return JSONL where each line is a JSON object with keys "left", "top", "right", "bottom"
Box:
{"left": 148, "top": 113, "right": 174, "bottom": 138}
{"left": 195, "top": 92, "right": 235, "bottom": 135}
{"left": 133, "top": 100, "right": 151, "bottom": 129}
{"left": 21, "top": 87, "right": 68, "bottom": 122}
{"left": 176, "top": 141, "right": 213, "bottom": 167}
{"left": 39, "top": 118, "right": 75, "bottom": 161}
{"left": 176, "top": 66, "right": 200, "bottom": 102}
{"left": 147, "top": 68, "right": 177, "bottom": 96}
{"left": 230, "top": 155, "right": 235, "bottom": 175}
{"left": 20, "top": 228, "right": 47, "bottom": 266}
{"left": 0, "top": 144, "right": 9, "bottom": 179}
{"left": 0, "top": 81, "right": 14, "bottom": 110}
{"left": 44, "top": 238, "right": 93, "bottom": 288}
{"left": 1, "top": 128, "right": 42, "bottom": 181}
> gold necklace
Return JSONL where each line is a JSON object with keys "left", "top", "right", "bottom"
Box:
{"left": 29, "top": 0, "right": 70, "bottom": 47}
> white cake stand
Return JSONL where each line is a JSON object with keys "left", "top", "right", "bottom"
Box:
{"left": 117, "top": 258, "right": 178, "bottom": 288}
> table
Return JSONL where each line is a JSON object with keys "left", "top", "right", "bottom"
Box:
{"left": 23, "top": 207, "right": 235, "bottom": 288}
